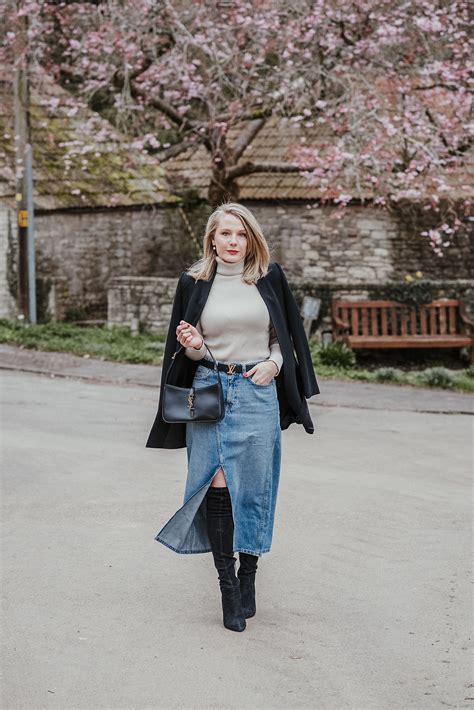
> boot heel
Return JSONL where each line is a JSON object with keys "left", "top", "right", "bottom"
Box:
{"left": 238, "top": 552, "right": 258, "bottom": 618}
{"left": 239, "top": 576, "right": 256, "bottom": 619}
{"left": 221, "top": 581, "right": 246, "bottom": 631}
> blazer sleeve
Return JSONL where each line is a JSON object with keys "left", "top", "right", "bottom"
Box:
{"left": 276, "top": 262, "right": 320, "bottom": 398}
{"left": 161, "top": 271, "right": 186, "bottom": 376}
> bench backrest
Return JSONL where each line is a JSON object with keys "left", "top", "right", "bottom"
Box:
{"left": 332, "top": 299, "right": 465, "bottom": 337}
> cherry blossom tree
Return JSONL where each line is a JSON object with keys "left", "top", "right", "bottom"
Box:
{"left": 3, "top": 0, "right": 472, "bottom": 251}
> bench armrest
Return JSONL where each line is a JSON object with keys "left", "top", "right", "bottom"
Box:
{"left": 459, "top": 304, "right": 474, "bottom": 331}
{"left": 459, "top": 314, "right": 474, "bottom": 327}
{"left": 332, "top": 315, "right": 350, "bottom": 331}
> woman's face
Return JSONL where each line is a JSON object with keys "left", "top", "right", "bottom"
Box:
{"left": 212, "top": 213, "right": 248, "bottom": 262}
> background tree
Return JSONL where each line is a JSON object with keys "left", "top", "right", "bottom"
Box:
{"left": 3, "top": 0, "right": 472, "bottom": 249}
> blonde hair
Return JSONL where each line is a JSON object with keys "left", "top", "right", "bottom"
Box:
{"left": 186, "top": 203, "right": 271, "bottom": 284}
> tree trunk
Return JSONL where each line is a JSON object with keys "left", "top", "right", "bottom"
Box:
{"left": 208, "top": 168, "right": 240, "bottom": 206}
{"left": 207, "top": 129, "right": 240, "bottom": 205}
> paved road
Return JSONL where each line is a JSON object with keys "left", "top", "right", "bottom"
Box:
{"left": 1, "top": 364, "right": 472, "bottom": 709}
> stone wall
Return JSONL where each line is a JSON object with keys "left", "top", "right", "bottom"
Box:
{"left": 247, "top": 202, "right": 472, "bottom": 283}
{"left": 108, "top": 276, "right": 177, "bottom": 333}
{"left": 107, "top": 275, "right": 473, "bottom": 338}
{"left": 1, "top": 199, "right": 472, "bottom": 323}
{"left": 0, "top": 205, "right": 17, "bottom": 319}
{"left": 25, "top": 203, "right": 207, "bottom": 320}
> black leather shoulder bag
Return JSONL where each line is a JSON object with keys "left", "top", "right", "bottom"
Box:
{"left": 162, "top": 342, "right": 225, "bottom": 423}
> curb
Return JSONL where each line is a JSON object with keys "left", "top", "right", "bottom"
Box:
{"left": 0, "top": 344, "right": 472, "bottom": 416}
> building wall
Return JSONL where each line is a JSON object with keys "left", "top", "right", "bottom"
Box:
{"left": 0, "top": 205, "right": 17, "bottom": 319}
{"left": 108, "top": 276, "right": 177, "bottom": 332}
{"left": 107, "top": 275, "right": 474, "bottom": 338}
{"left": 247, "top": 202, "right": 472, "bottom": 283}
{"left": 30, "top": 205, "right": 199, "bottom": 319}
{"left": 1, "top": 200, "right": 472, "bottom": 322}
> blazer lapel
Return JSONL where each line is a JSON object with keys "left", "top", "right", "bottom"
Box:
{"left": 256, "top": 277, "right": 285, "bottom": 344}
{"left": 182, "top": 271, "right": 216, "bottom": 326}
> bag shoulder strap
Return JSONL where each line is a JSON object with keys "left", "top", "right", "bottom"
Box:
{"left": 164, "top": 340, "right": 220, "bottom": 385}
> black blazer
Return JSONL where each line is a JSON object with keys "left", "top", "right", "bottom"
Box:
{"left": 145, "top": 261, "right": 320, "bottom": 449}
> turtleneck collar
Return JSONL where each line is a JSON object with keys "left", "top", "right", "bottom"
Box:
{"left": 215, "top": 254, "right": 245, "bottom": 276}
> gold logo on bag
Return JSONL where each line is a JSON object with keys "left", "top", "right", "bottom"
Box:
{"left": 226, "top": 363, "right": 236, "bottom": 374}
{"left": 187, "top": 392, "right": 194, "bottom": 410}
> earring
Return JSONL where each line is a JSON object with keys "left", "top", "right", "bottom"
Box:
{"left": 212, "top": 244, "right": 216, "bottom": 251}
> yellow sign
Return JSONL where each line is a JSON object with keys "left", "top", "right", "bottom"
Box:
{"left": 18, "top": 210, "right": 28, "bottom": 227}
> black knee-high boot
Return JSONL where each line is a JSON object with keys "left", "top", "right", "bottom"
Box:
{"left": 206, "top": 486, "right": 246, "bottom": 632}
{"left": 238, "top": 552, "right": 259, "bottom": 618}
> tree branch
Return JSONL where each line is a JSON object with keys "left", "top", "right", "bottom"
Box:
{"left": 233, "top": 118, "right": 266, "bottom": 162}
{"left": 337, "top": 20, "right": 356, "bottom": 46}
{"left": 413, "top": 82, "right": 472, "bottom": 93}
{"left": 112, "top": 55, "right": 153, "bottom": 89}
{"left": 154, "top": 136, "right": 202, "bottom": 161}
{"left": 215, "top": 106, "right": 273, "bottom": 124}
{"left": 127, "top": 80, "right": 190, "bottom": 129}
{"left": 424, "top": 107, "right": 449, "bottom": 149}
{"left": 226, "top": 161, "right": 316, "bottom": 180}
{"left": 109, "top": 51, "right": 191, "bottom": 130}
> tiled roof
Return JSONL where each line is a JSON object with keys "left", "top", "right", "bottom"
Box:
{"left": 0, "top": 66, "right": 179, "bottom": 211}
{"left": 164, "top": 113, "right": 473, "bottom": 203}
{"left": 1, "top": 68, "right": 470, "bottom": 208}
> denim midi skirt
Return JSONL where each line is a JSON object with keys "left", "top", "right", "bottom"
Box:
{"left": 155, "top": 361, "right": 282, "bottom": 556}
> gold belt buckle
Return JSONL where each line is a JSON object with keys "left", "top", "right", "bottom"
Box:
{"left": 226, "top": 362, "right": 237, "bottom": 374}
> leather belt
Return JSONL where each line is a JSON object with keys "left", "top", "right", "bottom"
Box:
{"left": 200, "top": 358, "right": 262, "bottom": 375}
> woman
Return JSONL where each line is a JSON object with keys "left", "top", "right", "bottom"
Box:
{"left": 146, "top": 203, "right": 320, "bottom": 633}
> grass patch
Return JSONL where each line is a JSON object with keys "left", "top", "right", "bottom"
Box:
{"left": 0, "top": 319, "right": 166, "bottom": 365}
{"left": 308, "top": 339, "right": 473, "bottom": 392}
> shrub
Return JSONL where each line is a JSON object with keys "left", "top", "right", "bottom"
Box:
{"left": 316, "top": 341, "right": 356, "bottom": 369}
{"left": 347, "top": 370, "right": 372, "bottom": 381}
{"left": 417, "top": 367, "right": 456, "bottom": 389}
{"left": 373, "top": 367, "right": 404, "bottom": 383}
{"left": 465, "top": 365, "right": 474, "bottom": 379}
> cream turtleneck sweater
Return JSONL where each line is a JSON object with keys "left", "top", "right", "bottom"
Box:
{"left": 184, "top": 255, "right": 284, "bottom": 374}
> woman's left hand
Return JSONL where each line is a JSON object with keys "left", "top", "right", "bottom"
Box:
{"left": 244, "top": 360, "right": 278, "bottom": 385}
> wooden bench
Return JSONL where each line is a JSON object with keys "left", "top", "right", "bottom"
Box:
{"left": 331, "top": 298, "right": 474, "bottom": 362}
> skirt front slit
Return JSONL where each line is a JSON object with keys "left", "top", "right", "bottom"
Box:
{"left": 155, "top": 362, "right": 282, "bottom": 556}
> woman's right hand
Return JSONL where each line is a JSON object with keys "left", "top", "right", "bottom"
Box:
{"left": 176, "top": 320, "right": 204, "bottom": 349}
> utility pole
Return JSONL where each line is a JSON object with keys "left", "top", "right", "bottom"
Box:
{"left": 25, "top": 142, "right": 36, "bottom": 323}
{"left": 13, "top": 4, "right": 36, "bottom": 323}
